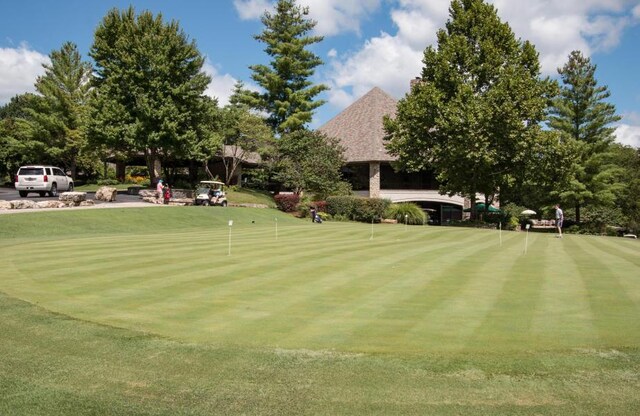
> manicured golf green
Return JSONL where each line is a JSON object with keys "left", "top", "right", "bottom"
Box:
{"left": 1, "top": 207, "right": 639, "bottom": 414}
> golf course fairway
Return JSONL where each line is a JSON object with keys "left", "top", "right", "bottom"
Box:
{"left": 1, "top": 207, "right": 639, "bottom": 415}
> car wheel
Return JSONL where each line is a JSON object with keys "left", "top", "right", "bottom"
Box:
{"left": 68, "top": 183, "right": 74, "bottom": 192}
{"left": 202, "top": 200, "right": 210, "bottom": 206}
{"left": 221, "top": 200, "right": 228, "bottom": 207}
{"left": 49, "top": 183, "right": 58, "bottom": 197}
{"left": 19, "top": 191, "right": 28, "bottom": 197}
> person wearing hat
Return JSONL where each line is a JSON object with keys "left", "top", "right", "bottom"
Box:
{"left": 156, "top": 179, "right": 164, "bottom": 204}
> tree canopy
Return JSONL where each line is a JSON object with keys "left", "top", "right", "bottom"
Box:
{"left": 385, "top": 0, "right": 556, "bottom": 214}
{"left": 88, "top": 6, "right": 212, "bottom": 183}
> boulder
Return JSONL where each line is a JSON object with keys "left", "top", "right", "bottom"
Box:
{"left": 10, "top": 200, "right": 38, "bottom": 210}
{"left": 59, "top": 192, "right": 87, "bottom": 205}
{"left": 139, "top": 190, "right": 158, "bottom": 198}
{"left": 36, "top": 201, "right": 66, "bottom": 209}
{"left": 79, "top": 200, "right": 95, "bottom": 206}
{"left": 168, "top": 198, "right": 194, "bottom": 206}
{"left": 0, "top": 200, "right": 12, "bottom": 210}
{"left": 95, "top": 186, "right": 117, "bottom": 202}
{"left": 142, "top": 196, "right": 161, "bottom": 204}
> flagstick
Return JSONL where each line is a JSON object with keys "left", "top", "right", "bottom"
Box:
{"left": 228, "top": 220, "right": 233, "bottom": 256}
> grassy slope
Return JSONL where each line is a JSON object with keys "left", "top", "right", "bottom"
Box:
{"left": 1, "top": 207, "right": 639, "bottom": 414}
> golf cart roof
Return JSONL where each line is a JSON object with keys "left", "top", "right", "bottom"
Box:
{"left": 199, "top": 181, "right": 225, "bottom": 185}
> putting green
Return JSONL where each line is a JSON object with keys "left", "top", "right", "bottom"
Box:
{"left": 2, "top": 211, "right": 639, "bottom": 355}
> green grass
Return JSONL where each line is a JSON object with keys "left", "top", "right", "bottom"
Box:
{"left": 1, "top": 207, "right": 639, "bottom": 414}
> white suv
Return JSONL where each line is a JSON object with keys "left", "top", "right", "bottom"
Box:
{"left": 14, "top": 165, "right": 74, "bottom": 197}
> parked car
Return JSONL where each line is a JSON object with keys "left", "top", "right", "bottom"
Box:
{"left": 194, "top": 181, "right": 228, "bottom": 206}
{"left": 14, "top": 165, "right": 74, "bottom": 197}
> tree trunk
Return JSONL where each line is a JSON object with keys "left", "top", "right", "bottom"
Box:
{"left": 146, "top": 149, "right": 161, "bottom": 185}
{"left": 576, "top": 203, "right": 581, "bottom": 223}
{"left": 116, "top": 161, "right": 126, "bottom": 183}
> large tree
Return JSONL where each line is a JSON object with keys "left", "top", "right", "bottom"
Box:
{"left": 240, "top": 0, "right": 328, "bottom": 135}
{"left": 273, "top": 130, "right": 346, "bottom": 197}
{"left": 548, "top": 50, "right": 621, "bottom": 222}
{"left": 88, "top": 7, "right": 211, "bottom": 184}
{"left": 385, "top": 0, "right": 555, "bottom": 215}
{"left": 14, "top": 42, "right": 93, "bottom": 180}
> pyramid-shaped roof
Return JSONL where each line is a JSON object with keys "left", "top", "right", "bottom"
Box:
{"left": 318, "top": 87, "right": 397, "bottom": 163}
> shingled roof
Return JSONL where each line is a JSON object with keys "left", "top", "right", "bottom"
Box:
{"left": 318, "top": 87, "right": 397, "bottom": 163}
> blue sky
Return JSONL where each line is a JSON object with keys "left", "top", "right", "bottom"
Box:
{"left": 1, "top": 0, "right": 639, "bottom": 146}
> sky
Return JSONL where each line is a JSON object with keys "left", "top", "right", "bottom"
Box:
{"left": 1, "top": 0, "right": 639, "bottom": 147}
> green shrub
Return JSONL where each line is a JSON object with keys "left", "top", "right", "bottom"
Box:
{"left": 385, "top": 203, "right": 427, "bottom": 225}
{"left": 97, "top": 179, "right": 120, "bottom": 186}
{"left": 326, "top": 196, "right": 357, "bottom": 218}
{"left": 326, "top": 196, "right": 391, "bottom": 222}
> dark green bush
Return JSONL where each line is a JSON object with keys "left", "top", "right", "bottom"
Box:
{"left": 326, "top": 196, "right": 391, "bottom": 223}
{"left": 97, "top": 179, "right": 120, "bottom": 186}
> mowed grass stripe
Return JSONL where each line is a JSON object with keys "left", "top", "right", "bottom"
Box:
{"left": 168, "top": 227, "right": 475, "bottom": 344}
{"left": 530, "top": 235, "right": 599, "bottom": 348}
{"left": 211, "top": 231, "right": 470, "bottom": 348}
{"left": 400, "top": 231, "right": 527, "bottom": 352}
{"left": 565, "top": 236, "right": 640, "bottom": 345}
{"left": 464, "top": 233, "right": 549, "bottom": 350}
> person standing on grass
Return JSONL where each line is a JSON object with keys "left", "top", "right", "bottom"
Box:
{"left": 156, "top": 179, "right": 164, "bottom": 204}
{"left": 555, "top": 204, "right": 564, "bottom": 238}
{"left": 310, "top": 207, "right": 317, "bottom": 223}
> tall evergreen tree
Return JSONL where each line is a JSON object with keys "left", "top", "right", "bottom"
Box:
{"left": 549, "top": 50, "right": 621, "bottom": 222}
{"left": 88, "top": 7, "right": 211, "bottom": 184}
{"left": 241, "top": 0, "right": 328, "bottom": 135}
{"left": 27, "top": 42, "right": 92, "bottom": 179}
{"left": 385, "top": 0, "right": 555, "bottom": 215}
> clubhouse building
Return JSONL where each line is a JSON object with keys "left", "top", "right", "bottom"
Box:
{"left": 318, "top": 87, "right": 467, "bottom": 224}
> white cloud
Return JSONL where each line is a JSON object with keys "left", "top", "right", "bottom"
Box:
{"left": 299, "top": 0, "right": 381, "bottom": 36}
{"left": 0, "top": 44, "right": 49, "bottom": 105}
{"left": 614, "top": 124, "right": 640, "bottom": 148}
{"left": 325, "top": 32, "right": 422, "bottom": 108}
{"left": 202, "top": 61, "right": 237, "bottom": 106}
{"left": 615, "top": 112, "right": 640, "bottom": 148}
{"left": 322, "top": 0, "right": 639, "bottom": 115}
{"left": 233, "top": 0, "right": 273, "bottom": 20}
{"left": 233, "top": 0, "right": 381, "bottom": 36}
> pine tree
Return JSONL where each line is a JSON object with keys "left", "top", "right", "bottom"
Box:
{"left": 28, "top": 42, "right": 92, "bottom": 179}
{"left": 241, "top": 0, "right": 328, "bottom": 135}
{"left": 549, "top": 50, "right": 621, "bottom": 222}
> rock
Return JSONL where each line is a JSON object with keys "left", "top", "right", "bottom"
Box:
{"left": 0, "top": 200, "right": 12, "bottom": 210}
{"left": 139, "top": 190, "right": 158, "bottom": 198}
{"left": 168, "top": 198, "right": 194, "bottom": 206}
{"left": 95, "top": 186, "right": 117, "bottom": 202}
{"left": 36, "top": 201, "right": 66, "bottom": 209}
{"left": 10, "top": 200, "right": 38, "bottom": 209}
{"left": 142, "top": 196, "right": 161, "bottom": 204}
{"left": 79, "top": 200, "right": 95, "bottom": 206}
{"left": 59, "top": 192, "right": 87, "bottom": 204}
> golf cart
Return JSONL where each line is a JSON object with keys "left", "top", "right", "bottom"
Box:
{"left": 194, "top": 181, "right": 228, "bottom": 207}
